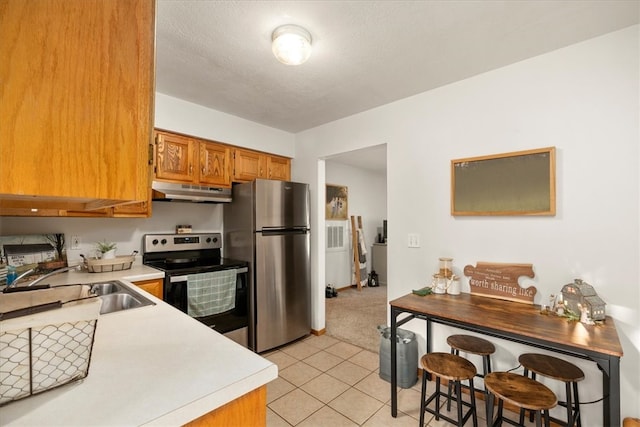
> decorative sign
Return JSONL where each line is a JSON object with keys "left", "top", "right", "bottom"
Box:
{"left": 463, "top": 262, "right": 537, "bottom": 304}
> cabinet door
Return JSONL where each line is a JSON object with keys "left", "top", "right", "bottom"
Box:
{"left": 155, "top": 131, "right": 196, "bottom": 183}
{"left": 0, "top": 0, "right": 154, "bottom": 209}
{"left": 132, "top": 278, "right": 163, "bottom": 300}
{"left": 200, "top": 142, "right": 231, "bottom": 187}
{"left": 267, "top": 155, "right": 291, "bottom": 181}
{"left": 112, "top": 199, "right": 151, "bottom": 217}
{"left": 233, "top": 148, "right": 266, "bottom": 182}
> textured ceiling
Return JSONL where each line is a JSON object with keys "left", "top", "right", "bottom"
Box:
{"left": 156, "top": 0, "right": 638, "bottom": 135}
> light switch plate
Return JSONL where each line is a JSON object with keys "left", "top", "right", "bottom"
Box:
{"left": 408, "top": 233, "right": 420, "bottom": 248}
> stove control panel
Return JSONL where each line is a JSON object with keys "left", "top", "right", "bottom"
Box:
{"left": 143, "top": 233, "right": 221, "bottom": 252}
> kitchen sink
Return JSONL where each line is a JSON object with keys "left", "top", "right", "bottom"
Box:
{"left": 89, "top": 282, "right": 121, "bottom": 296}
{"left": 87, "top": 280, "right": 155, "bottom": 314}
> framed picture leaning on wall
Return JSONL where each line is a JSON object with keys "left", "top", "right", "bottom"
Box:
{"left": 326, "top": 184, "right": 348, "bottom": 220}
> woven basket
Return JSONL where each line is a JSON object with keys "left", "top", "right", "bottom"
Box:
{"left": 86, "top": 255, "right": 135, "bottom": 273}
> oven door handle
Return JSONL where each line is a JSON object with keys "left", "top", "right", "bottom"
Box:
{"left": 169, "top": 267, "right": 248, "bottom": 283}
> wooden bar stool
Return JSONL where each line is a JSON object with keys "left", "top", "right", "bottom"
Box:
{"left": 446, "top": 334, "right": 495, "bottom": 412}
{"left": 419, "top": 352, "right": 478, "bottom": 427}
{"left": 518, "top": 353, "right": 584, "bottom": 427}
{"left": 485, "top": 372, "right": 557, "bottom": 427}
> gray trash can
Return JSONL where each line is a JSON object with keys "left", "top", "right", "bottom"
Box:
{"left": 378, "top": 325, "right": 418, "bottom": 388}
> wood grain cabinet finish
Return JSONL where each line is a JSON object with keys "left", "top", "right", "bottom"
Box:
{"left": 155, "top": 130, "right": 231, "bottom": 187}
{"left": 233, "top": 148, "right": 267, "bottom": 181}
{"left": 155, "top": 131, "right": 197, "bottom": 182}
{"left": 266, "top": 155, "right": 291, "bottom": 181}
{"left": 132, "top": 278, "right": 163, "bottom": 300}
{"left": 0, "top": 0, "right": 155, "bottom": 212}
{"left": 199, "top": 142, "right": 231, "bottom": 186}
{"left": 233, "top": 148, "right": 291, "bottom": 182}
{"left": 184, "top": 386, "right": 266, "bottom": 427}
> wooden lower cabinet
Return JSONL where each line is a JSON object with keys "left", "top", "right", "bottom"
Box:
{"left": 184, "top": 386, "right": 266, "bottom": 427}
{"left": 132, "top": 278, "right": 163, "bottom": 300}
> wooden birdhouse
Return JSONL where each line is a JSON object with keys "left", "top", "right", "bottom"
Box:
{"left": 561, "top": 279, "right": 606, "bottom": 321}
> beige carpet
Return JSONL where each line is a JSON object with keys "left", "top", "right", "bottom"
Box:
{"left": 325, "top": 285, "right": 387, "bottom": 353}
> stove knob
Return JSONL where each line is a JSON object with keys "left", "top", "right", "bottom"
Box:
{"left": 161, "top": 239, "right": 167, "bottom": 245}
{"left": 212, "top": 237, "right": 218, "bottom": 244}
{"left": 152, "top": 239, "right": 159, "bottom": 246}
{"left": 206, "top": 237, "right": 212, "bottom": 244}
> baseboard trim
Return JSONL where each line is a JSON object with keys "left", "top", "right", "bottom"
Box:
{"left": 311, "top": 328, "right": 325, "bottom": 336}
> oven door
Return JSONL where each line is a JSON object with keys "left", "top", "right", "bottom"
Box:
{"left": 165, "top": 267, "right": 249, "bottom": 346}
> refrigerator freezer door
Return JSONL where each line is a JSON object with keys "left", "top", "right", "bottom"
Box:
{"left": 255, "top": 180, "right": 310, "bottom": 230}
{"left": 255, "top": 229, "right": 311, "bottom": 352}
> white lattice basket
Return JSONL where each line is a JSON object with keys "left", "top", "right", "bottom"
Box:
{"left": 0, "top": 286, "right": 102, "bottom": 406}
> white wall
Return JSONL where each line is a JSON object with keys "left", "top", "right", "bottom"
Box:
{"left": 155, "top": 93, "right": 295, "bottom": 157}
{"left": 325, "top": 160, "right": 386, "bottom": 288}
{"left": 0, "top": 203, "right": 223, "bottom": 264}
{"left": 293, "top": 26, "right": 639, "bottom": 423}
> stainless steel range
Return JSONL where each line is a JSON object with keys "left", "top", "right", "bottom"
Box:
{"left": 142, "top": 233, "right": 249, "bottom": 347}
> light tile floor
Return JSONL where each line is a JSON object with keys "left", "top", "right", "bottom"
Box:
{"left": 264, "top": 334, "right": 533, "bottom": 427}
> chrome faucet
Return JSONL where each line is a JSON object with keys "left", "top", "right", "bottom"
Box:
{"left": 7, "top": 265, "right": 81, "bottom": 288}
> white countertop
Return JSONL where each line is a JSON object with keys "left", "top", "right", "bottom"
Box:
{"left": 2, "top": 267, "right": 278, "bottom": 426}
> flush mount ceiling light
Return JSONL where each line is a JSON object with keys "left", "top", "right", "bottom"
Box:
{"left": 271, "top": 24, "right": 312, "bottom": 65}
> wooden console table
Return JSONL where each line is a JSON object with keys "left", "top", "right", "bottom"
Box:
{"left": 389, "top": 292, "right": 623, "bottom": 425}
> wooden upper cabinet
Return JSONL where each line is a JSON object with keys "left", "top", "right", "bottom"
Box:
{"left": 233, "top": 149, "right": 291, "bottom": 182}
{"left": 0, "top": 0, "right": 155, "bottom": 212}
{"left": 154, "top": 130, "right": 231, "bottom": 188}
{"left": 267, "top": 155, "right": 291, "bottom": 181}
{"left": 233, "top": 148, "right": 267, "bottom": 181}
{"left": 155, "top": 131, "right": 197, "bottom": 182}
{"left": 200, "top": 142, "right": 231, "bottom": 186}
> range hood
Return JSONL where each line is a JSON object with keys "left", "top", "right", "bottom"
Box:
{"left": 152, "top": 181, "right": 232, "bottom": 203}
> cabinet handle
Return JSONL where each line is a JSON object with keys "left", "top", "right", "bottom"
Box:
{"left": 202, "top": 166, "right": 205, "bottom": 174}
{"left": 189, "top": 164, "right": 193, "bottom": 174}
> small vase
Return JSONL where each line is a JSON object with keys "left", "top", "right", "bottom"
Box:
{"left": 102, "top": 249, "right": 116, "bottom": 259}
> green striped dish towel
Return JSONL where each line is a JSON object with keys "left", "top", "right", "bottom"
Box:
{"left": 187, "top": 269, "right": 237, "bottom": 317}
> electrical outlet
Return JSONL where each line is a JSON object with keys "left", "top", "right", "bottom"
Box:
{"left": 408, "top": 233, "right": 420, "bottom": 248}
{"left": 70, "top": 235, "right": 81, "bottom": 250}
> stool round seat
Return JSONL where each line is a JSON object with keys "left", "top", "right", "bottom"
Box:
{"left": 519, "top": 353, "right": 584, "bottom": 427}
{"left": 419, "top": 352, "right": 478, "bottom": 427}
{"left": 446, "top": 334, "right": 495, "bottom": 416}
{"left": 422, "top": 352, "right": 477, "bottom": 380}
{"left": 447, "top": 334, "right": 496, "bottom": 356}
{"left": 519, "top": 353, "right": 585, "bottom": 382}
{"left": 485, "top": 372, "right": 557, "bottom": 411}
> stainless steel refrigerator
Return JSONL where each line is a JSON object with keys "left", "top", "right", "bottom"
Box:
{"left": 224, "top": 179, "right": 311, "bottom": 353}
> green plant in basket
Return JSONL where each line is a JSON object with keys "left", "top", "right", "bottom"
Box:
{"left": 95, "top": 240, "right": 117, "bottom": 257}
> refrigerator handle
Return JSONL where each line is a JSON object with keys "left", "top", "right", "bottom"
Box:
{"left": 260, "top": 227, "right": 309, "bottom": 236}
